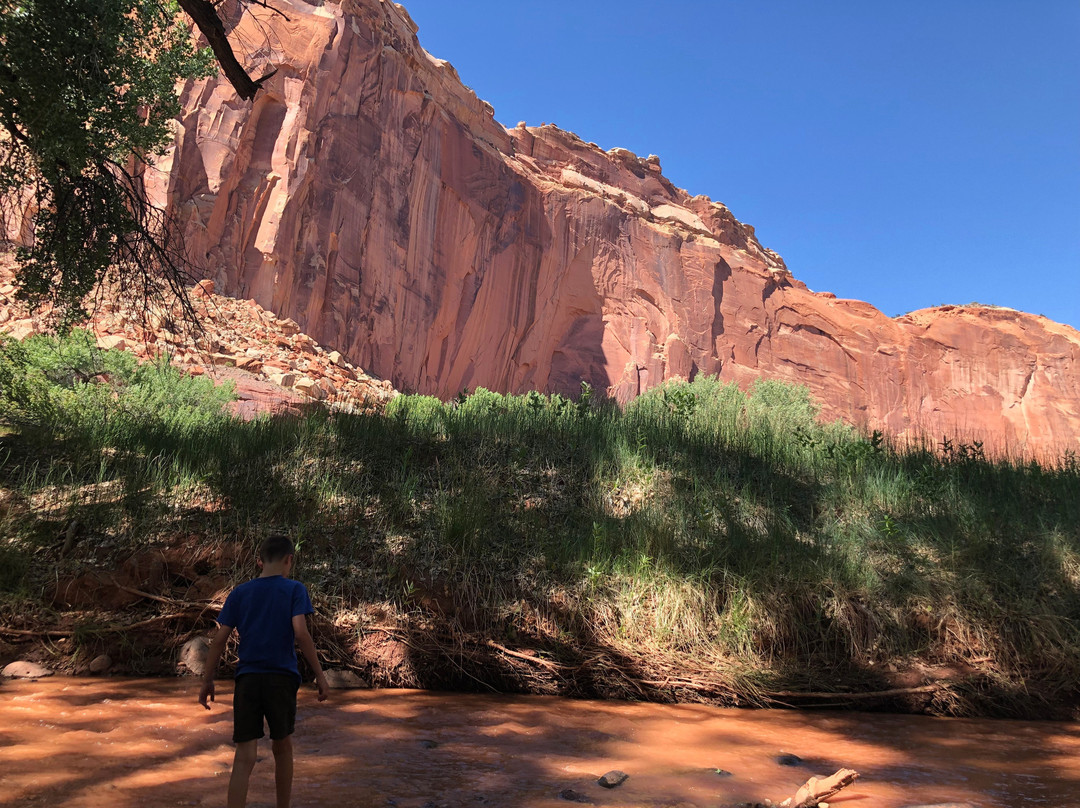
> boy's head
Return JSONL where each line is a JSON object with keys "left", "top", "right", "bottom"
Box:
{"left": 259, "top": 534, "right": 295, "bottom": 566}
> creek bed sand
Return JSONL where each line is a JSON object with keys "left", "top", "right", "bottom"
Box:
{"left": 2, "top": 677, "right": 1077, "bottom": 807}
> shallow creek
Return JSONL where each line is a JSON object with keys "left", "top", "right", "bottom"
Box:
{"left": 1, "top": 678, "right": 1077, "bottom": 807}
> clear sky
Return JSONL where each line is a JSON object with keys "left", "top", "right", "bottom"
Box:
{"left": 399, "top": 1, "right": 1080, "bottom": 329}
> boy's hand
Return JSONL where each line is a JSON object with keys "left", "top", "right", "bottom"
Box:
{"left": 315, "top": 672, "right": 329, "bottom": 702}
{"left": 198, "top": 678, "right": 215, "bottom": 710}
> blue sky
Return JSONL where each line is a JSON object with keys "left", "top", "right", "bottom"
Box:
{"left": 400, "top": 1, "right": 1080, "bottom": 328}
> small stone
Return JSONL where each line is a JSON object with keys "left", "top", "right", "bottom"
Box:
{"left": 714, "top": 768, "right": 733, "bottom": 777}
{"left": 324, "top": 669, "right": 368, "bottom": 689}
{"left": 2, "top": 660, "right": 54, "bottom": 679}
{"left": 328, "top": 350, "right": 343, "bottom": 365}
{"left": 558, "top": 789, "right": 591, "bottom": 803}
{"left": 192, "top": 279, "right": 215, "bottom": 297}
{"left": 597, "top": 770, "right": 629, "bottom": 788}
{"left": 96, "top": 335, "right": 128, "bottom": 351}
{"left": 269, "top": 372, "right": 296, "bottom": 388}
{"left": 179, "top": 636, "right": 211, "bottom": 676}
{"left": 294, "top": 377, "right": 326, "bottom": 399}
{"left": 418, "top": 739, "right": 439, "bottom": 749}
{"left": 5, "top": 322, "right": 34, "bottom": 340}
{"left": 776, "top": 754, "right": 802, "bottom": 766}
{"left": 88, "top": 654, "right": 112, "bottom": 674}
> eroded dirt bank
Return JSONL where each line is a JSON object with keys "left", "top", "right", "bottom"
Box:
{"left": 3, "top": 677, "right": 1078, "bottom": 808}
{"left": 4, "top": 537, "right": 1072, "bottom": 723}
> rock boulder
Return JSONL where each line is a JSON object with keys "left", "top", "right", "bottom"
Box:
{"left": 2, "top": 660, "right": 54, "bottom": 678}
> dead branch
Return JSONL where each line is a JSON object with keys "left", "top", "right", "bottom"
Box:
{"left": 0, "top": 605, "right": 212, "bottom": 639}
{"left": 779, "top": 768, "right": 860, "bottom": 808}
{"left": 0, "top": 627, "right": 73, "bottom": 639}
{"left": 246, "top": 0, "right": 290, "bottom": 20}
{"left": 125, "top": 610, "right": 210, "bottom": 631}
{"left": 485, "top": 640, "right": 564, "bottom": 671}
{"left": 766, "top": 684, "right": 942, "bottom": 702}
{"left": 108, "top": 579, "right": 217, "bottom": 608}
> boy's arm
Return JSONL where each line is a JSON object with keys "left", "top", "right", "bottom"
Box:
{"left": 292, "top": 613, "right": 330, "bottom": 701}
{"left": 198, "top": 623, "right": 234, "bottom": 710}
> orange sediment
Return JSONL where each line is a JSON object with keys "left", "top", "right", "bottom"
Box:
{"left": 1, "top": 677, "right": 1076, "bottom": 807}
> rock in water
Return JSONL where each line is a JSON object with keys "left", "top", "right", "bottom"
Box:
{"left": 179, "top": 637, "right": 211, "bottom": 676}
{"left": 88, "top": 654, "right": 112, "bottom": 674}
{"left": 597, "top": 770, "right": 629, "bottom": 788}
{"left": 776, "top": 753, "right": 803, "bottom": 766}
{"left": 324, "top": 669, "right": 368, "bottom": 689}
{"left": 2, "top": 660, "right": 54, "bottom": 678}
{"left": 558, "top": 788, "right": 591, "bottom": 803}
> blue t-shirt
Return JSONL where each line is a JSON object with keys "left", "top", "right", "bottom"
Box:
{"left": 217, "top": 576, "right": 314, "bottom": 681}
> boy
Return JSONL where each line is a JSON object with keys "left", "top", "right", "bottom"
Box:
{"left": 199, "top": 534, "right": 330, "bottom": 808}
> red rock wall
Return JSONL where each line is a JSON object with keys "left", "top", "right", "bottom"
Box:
{"left": 149, "top": 0, "right": 1080, "bottom": 459}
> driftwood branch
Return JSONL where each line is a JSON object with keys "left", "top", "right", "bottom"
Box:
{"left": 107, "top": 579, "right": 221, "bottom": 609}
{"left": 779, "top": 768, "right": 860, "bottom": 808}
{"left": 0, "top": 627, "right": 74, "bottom": 639}
{"left": 485, "top": 640, "right": 564, "bottom": 671}
{"left": 767, "top": 684, "right": 942, "bottom": 702}
{"left": 0, "top": 604, "right": 214, "bottom": 639}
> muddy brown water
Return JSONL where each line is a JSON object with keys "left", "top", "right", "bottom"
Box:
{"left": 1, "top": 678, "right": 1077, "bottom": 807}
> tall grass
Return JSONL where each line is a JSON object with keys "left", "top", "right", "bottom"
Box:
{"left": 1, "top": 331, "right": 1079, "bottom": 713}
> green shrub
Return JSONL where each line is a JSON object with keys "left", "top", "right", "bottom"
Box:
{"left": 0, "top": 329, "right": 235, "bottom": 448}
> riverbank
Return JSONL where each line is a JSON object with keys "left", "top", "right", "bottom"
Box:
{"left": 3, "top": 677, "right": 1077, "bottom": 808}
{"left": 1, "top": 331, "right": 1079, "bottom": 719}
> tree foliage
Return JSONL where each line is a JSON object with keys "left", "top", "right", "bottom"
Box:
{"left": 0, "top": 0, "right": 214, "bottom": 325}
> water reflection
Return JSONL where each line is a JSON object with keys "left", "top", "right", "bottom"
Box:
{"left": 0, "top": 678, "right": 1076, "bottom": 807}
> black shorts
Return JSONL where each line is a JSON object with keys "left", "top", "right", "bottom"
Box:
{"left": 233, "top": 673, "right": 299, "bottom": 743}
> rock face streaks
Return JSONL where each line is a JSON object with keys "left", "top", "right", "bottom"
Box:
{"left": 148, "top": 0, "right": 1080, "bottom": 458}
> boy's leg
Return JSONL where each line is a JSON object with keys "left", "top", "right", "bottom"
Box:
{"left": 264, "top": 674, "right": 299, "bottom": 808}
{"left": 271, "top": 736, "right": 293, "bottom": 808}
{"left": 227, "top": 740, "right": 258, "bottom": 808}
{"left": 230, "top": 675, "right": 266, "bottom": 808}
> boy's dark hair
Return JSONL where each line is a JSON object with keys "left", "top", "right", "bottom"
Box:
{"left": 259, "top": 534, "right": 295, "bottom": 564}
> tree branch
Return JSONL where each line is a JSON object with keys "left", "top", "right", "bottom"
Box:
{"left": 779, "top": 769, "right": 860, "bottom": 808}
{"left": 176, "top": 0, "right": 261, "bottom": 100}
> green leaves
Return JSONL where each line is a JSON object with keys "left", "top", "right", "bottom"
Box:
{"left": 0, "top": 0, "right": 213, "bottom": 323}
{"left": 1, "top": 0, "right": 209, "bottom": 167}
{"left": 0, "top": 329, "right": 234, "bottom": 443}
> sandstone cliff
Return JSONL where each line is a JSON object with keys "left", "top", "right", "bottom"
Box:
{"left": 145, "top": 0, "right": 1079, "bottom": 458}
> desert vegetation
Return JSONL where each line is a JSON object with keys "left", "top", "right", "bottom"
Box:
{"left": 1, "top": 330, "right": 1078, "bottom": 717}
